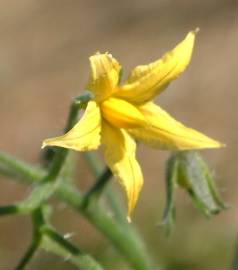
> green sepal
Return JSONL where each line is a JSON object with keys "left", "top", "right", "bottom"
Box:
{"left": 160, "top": 154, "right": 178, "bottom": 236}
{"left": 176, "top": 151, "right": 228, "bottom": 216}
{"left": 161, "top": 151, "right": 227, "bottom": 235}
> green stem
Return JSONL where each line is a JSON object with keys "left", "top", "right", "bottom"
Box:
{"left": 41, "top": 226, "right": 104, "bottom": 270}
{"left": 0, "top": 152, "right": 157, "bottom": 270}
{"left": 0, "top": 181, "right": 58, "bottom": 216}
{"left": 82, "top": 167, "right": 112, "bottom": 208}
{"left": 58, "top": 184, "right": 155, "bottom": 270}
{"left": 0, "top": 151, "right": 45, "bottom": 184}
{"left": 84, "top": 152, "right": 105, "bottom": 176}
{"left": 15, "top": 208, "right": 44, "bottom": 270}
{"left": 161, "top": 154, "right": 178, "bottom": 235}
{"left": 42, "top": 226, "right": 82, "bottom": 255}
{"left": 42, "top": 148, "right": 69, "bottom": 182}
{"left": 16, "top": 237, "right": 41, "bottom": 270}
{"left": 83, "top": 152, "right": 126, "bottom": 223}
{"left": 0, "top": 205, "right": 20, "bottom": 215}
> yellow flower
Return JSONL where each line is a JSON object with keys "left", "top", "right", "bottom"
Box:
{"left": 42, "top": 30, "right": 223, "bottom": 219}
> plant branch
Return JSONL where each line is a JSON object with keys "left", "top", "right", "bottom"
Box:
{"left": 58, "top": 184, "right": 156, "bottom": 270}
{"left": 0, "top": 181, "right": 59, "bottom": 216}
{"left": 0, "top": 152, "right": 157, "bottom": 270}
{"left": 0, "top": 92, "right": 156, "bottom": 270}
{"left": 83, "top": 152, "right": 126, "bottom": 223}
{"left": 0, "top": 151, "right": 44, "bottom": 184}
{"left": 41, "top": 225, "right": 104, "bottom": 270}
{"left": 15, "top": 208, "right": 44, "bottom": 270}
{"left": 82, "top": 167, "right": 112, "bottom": 208}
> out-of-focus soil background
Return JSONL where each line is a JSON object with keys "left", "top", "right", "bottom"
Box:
{"left": 0, "top": 1, "right": 237, "bottom": 269}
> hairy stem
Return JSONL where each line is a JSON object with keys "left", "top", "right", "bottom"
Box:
{"left": 15, "top": 208, "right": 44, "bottom": 270}
{"left": 84, "top": 152, "right": 126, "bottom": 223}
{"left": 41, "top": 226, "right": 104, "bottom": 270}
{"left": 82, "top": 167, "right": 112, "bottom": 208}
{"left": 0, "top": 152, "right": 157, "bottom": 270}
{"left": 58, "top": 183, "right": 155, "bottom": 270}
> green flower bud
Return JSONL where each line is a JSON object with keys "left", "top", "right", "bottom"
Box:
{"left": 161, "top": 151, "right": 227, "bottom": 235}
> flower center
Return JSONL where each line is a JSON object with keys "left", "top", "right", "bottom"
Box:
{"left": 101, "top": 97, "right": 147, "bottom": 129}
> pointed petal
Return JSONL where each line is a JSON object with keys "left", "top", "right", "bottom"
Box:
{"left": 129, "top": 102, "right": 223, "bottom": 150}
{"left": 87, "top": 52, "right": 121, "bottom": 101}
{"left": 102, "top": 121, "right": 143, "bottom": 217}
{"left": 101, "top": 97, "right": 147, "bottom": 129}
{"left": 42, "top": 101, "right": 101, "bottom": 151}
{"left": 116, "top": 29, "right": 198, "bottom": 104}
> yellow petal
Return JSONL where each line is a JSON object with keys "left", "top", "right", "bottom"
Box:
{"left": 101, "top": 97, "right": 147, "bottom": 129}
{"left": 116, "top": 29, "right": 198, "bottom": 104}
{"left": 101, "top": 121, "right": 143, "bottom": 218}
{"left": 129, "top": 102, "right": 223, "bottom": 150}
{"left": 87, "top": 52, "right": 121, "bottom": 101}
{"left": 42, "top": 101, "right": 101, "bottom": 151}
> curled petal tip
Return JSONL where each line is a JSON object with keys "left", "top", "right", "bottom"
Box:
{"left": 194, "top": 27, "right": 200, "bottom": 34}
{"left": 41, "top": 142, "right": 46, "bottom": 149}
{"left": 211, "top": 140, "right": 226, "bottom": 149}
{"left": 220, "top": 142, "right": 226, "bottom": 148}
{"left": 127, "top": 216, "right": 132, "bottom": 223}
{"left": 209, "top": 142, "right": 225, "bottom": 149}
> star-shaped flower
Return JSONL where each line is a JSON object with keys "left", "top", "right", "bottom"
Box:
{"left": 42, "top": 30, "right": 222, "bottom": 218}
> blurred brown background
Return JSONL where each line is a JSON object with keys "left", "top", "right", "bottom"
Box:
{"left": 0, "top": 0, "right": 237, "bottom": 269}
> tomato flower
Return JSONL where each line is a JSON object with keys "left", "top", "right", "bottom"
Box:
{"left": 42, "top": 29, "right": 222, "bottom": 219}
